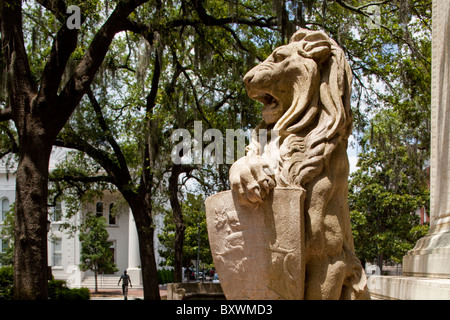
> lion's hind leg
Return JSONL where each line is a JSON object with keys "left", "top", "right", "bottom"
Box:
{"left": 304, "top": 254, "right": 348, "bottom": 300}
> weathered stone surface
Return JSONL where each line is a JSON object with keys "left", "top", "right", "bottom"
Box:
{"left": 166, "top": 283, "right": 225, "bottom": 300}
{"left": 205, "top": 187, "right": 305, "bottom": 299}
{"left": 206, "top": 28, "right": 369, "bottom": 300}
{"left": 368, "top": 276, "right": 450, "bottom": 300}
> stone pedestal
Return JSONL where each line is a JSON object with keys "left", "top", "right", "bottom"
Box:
{"left": 402, "top": 0, "right": 450, "bottom": 279}
{"left": 166, "top": 283, "right": 225, "bottom": 300}
{"left": 368, "top": 276, "right": 450, "bottom": 300}
{"left": 368, "top": 0, "right": 450, "bottom": 299}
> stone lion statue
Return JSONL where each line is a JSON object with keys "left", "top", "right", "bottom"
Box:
{"left": 229, "top": 29, "right": 370, "bottom": 299}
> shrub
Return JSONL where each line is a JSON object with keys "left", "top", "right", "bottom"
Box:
{"left": 0, "top": 266, "right": 14, "bottom": 300}
{"left": 0, "top": 268, "right": 89, "bottom": 300}
{"left": 57, "top": 287, "right": 90, "bottom": 300}
{"left": 157, "top": 268, "right": 174, "bottom": 284}
{"left": 48, "top": 279, "right": 90, "bottom": 300}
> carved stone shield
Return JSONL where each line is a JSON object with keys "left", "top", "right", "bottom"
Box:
{"left": 205, "top": 187, "right": 305, "bottom": 300}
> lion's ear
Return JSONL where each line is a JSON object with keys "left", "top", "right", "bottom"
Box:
{"left": 290, "top": 29, "right": 331, "bottom": 64}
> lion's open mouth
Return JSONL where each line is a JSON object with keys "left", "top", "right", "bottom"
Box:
{"left": 253, "top": 92, "right": 279, "bottom": 110}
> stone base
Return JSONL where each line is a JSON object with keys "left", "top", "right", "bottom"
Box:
{"left": 403, "top": 230, "right": 450, "bottom": 278}
{"left": 403, "top": 250, "right": 450, "bottom": 278}
{"left": 166, "top": 283, "right": 225, "bottom": 300}
{"left": 126, "top": 267, "right": 142, "bottom": 286}
{"left": 368, "top": 276, "right": 450, "bottom": 300}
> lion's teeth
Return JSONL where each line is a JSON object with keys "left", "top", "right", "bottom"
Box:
{"left": 268, "top": 101, "right": 277, "bottom": 109}
{"left": 264, "top": 103, "right": 276, "bottom": 110}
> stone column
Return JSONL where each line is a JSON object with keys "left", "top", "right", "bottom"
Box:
{"left": 127, "top": 211, "right": 142, "bottom": 285}
{"left": 403, "top": 0, "right": 450, "bottom": 278}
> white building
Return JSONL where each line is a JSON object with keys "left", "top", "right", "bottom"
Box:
{"left": 0, "top": 148, "right": 164, "bottom": 288}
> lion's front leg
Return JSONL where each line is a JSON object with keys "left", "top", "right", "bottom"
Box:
{"left": 229, "top": 155, "right": 276, "bottom": 203}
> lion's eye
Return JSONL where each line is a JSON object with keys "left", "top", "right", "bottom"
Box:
{"left": 273, "top": 51, "right": 288, "bottom": 63}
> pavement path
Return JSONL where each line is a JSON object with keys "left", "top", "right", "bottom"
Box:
{"left": 89, "top": 286, "right": 167, "bottom": 300}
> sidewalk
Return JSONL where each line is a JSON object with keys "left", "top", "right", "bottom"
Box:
{"left": 89, "top": 286, "right": 167, "bottom": 300}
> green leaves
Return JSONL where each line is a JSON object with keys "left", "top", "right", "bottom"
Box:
{"left": 349, "top": 107, "right": 430, "bottom": 266}
{"left": 79, "top": 215, "right": 118, "bottom": 274}
{"left": 158, "top": 193, "right": 212, "bottom": 267}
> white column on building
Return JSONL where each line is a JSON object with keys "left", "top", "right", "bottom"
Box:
{"left": 127, "top": 211, "right": 142, "bottom": 285}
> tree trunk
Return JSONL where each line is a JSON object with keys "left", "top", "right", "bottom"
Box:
{"left": 377, "top": 253, "right": 384, "bottom": 274}
{"left": 1, "top": 0, "right": 151, "bottom": 300}
{"left": 169, "top": 164, "right": 186, "bottom": 283}
{"left": 136, "top": 222, "right": 160, "bottom": 300}
{"left": 13, "top": 133, "right": 53, "bottom": 300}
{"left": 0, "top": 3, "right": 50, "bottom": 299}
{"left": 94, "top": 265, "right": 98, "bottom": 294}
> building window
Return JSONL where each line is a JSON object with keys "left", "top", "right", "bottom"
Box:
{"left": 109, "top": 203, "right": 116, "bottom": 225}
{"left": 53, "top": 238, "right": 62, "bottom": 266}
{"left": 53, "top": 201, "right": 62, "bottom": 222}
{"left": 96, "top": 202, "right": 103, "bottom": 218}
{"left": 1, "top": 198, "right": 9, "bottom": 222}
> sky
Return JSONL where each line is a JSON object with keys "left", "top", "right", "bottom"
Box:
{"left": 348, "top": 134, "right": 359, "bottom": 174}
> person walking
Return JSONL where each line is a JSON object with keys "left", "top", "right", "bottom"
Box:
{"left": 118, "top": 270, "right": 132, "bottom": 300}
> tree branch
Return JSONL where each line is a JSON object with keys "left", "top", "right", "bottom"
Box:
{"left": 335, "top": 0, "right": 392, "bottom": 13}
{"left": 2, "top": 125, "right": 19, "bottom": 154}
{"left": 0, "top": 0, "right": 36, "bottom": 119}
{"left": 87, "top": 87, "right": 130, "bottom": 176}
{"left": 139, "top": 44, "right": 163, "bottom": 196}
{"left": 0, "top": 107, "right": 12, "bottom": 121}
{"left": 213, "top": 93, "right": 234, "bottom": 111}
{"left": 35, "top": 0, "right": 67, "bottom": 23}
{"left": 334, "top": 0, "right": 430, "bottom": 68}
{"left": 123, "top": 1, "right": 276, "bottom": 47}
{"left": 49, "top": 174, "right": 114, "bottom": 184}
{"left": 54, "top": 127, "right": 131, "bottom": 190}
{"left": 56, "top": 0, "right": 150, "bottom": 128}
{"left": 37, "top": 23, "right": 79, "bottom": 111}
{"left": 190, "top": 0, "right": 276, "bottom": 29}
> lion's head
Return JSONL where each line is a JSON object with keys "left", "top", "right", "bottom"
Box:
{"left": 244, "top": 28, "right": 353, "bottom": 188}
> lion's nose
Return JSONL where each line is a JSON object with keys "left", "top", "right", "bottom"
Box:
{"left": 243, "top": 71, "right": 254, "bottom": 84}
